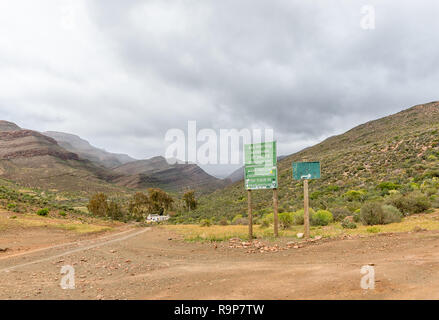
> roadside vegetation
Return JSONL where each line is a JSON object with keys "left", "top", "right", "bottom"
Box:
{"left": 165, "top": 210, "right": 439, "bottom": 242}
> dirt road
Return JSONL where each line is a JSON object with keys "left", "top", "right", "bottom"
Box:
{"left": 2, "top": 226, "right": 439, "bottom": 299}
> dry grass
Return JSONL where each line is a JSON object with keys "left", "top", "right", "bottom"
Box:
{"left": 165, "top": 210, "right": 439, "bottom": 242}
{"left": 0, "top": 212, "right": 113, "bottom": 234}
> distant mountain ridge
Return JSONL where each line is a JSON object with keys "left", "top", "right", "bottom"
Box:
{"left": 44, "top": 131, "right": 136, "bottom": 168}
{"left": 0, "top": 122, "right": 122, "bottom": 194}
{"left": 0, "top": 122, "right": 229, "bottom": 194}
{"left": 112, "top": 156, "right": 230, "bottom": 193}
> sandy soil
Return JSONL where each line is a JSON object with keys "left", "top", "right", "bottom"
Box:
{"left": 2, "top": 225, "right": 439, "bottom": 299}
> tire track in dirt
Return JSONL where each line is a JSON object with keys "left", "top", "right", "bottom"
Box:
{"left": 0, "top": 228, "right": 149, "bottom": 273}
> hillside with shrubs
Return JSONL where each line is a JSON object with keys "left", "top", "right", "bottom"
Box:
{"left": 171, "top": 101, "right": 439, "bottom": 228}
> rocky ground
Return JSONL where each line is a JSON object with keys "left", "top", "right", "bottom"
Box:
{"left": 2, "top": 224, "right": 439, "bottom": 299}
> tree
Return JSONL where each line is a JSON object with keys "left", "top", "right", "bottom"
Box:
{"left": 147, "top": 188, "right": 174, "bottom": 215}
{"left": 87, "top": 193, "right": 108, "bottom": 217}
{"left": 107, "top": 201, "right": 123, "bottom": 221}
{"left": 183, "top": 190, "right": 197, "bottom": 211}
{"left": 128, "top": 192, "right": 149, "bottom": 220}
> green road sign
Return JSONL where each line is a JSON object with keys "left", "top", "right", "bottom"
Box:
{"left": 244, "top": 141, "right": 277, "bottom": 166}
{"left": 244, "top": 142, "right": 278, "bottom": 190}
{"left": 292, "top": 161, "right": 321, "bottom": 180}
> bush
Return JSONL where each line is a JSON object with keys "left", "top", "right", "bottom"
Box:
{"left": 232, "top": 214, "right": 243, "bottom": 224}
{"left": 367, "top": 226, "right": 381, "bottom": 233}
{"left": 278, "top": 212, "right": 293, "bottom": 229}
{"left": 341, "top": 218, "right": 357, "bottom": 229}
{"left": 343, "top": 190, "right": 366, "bottom": 202}
{"left": 7, "top": 203, "right": 17, "bottom": 209}
{"left": 260, "top": 213, "right": 273, "bottom": 228}
{"left": 218, "top": 218, "right": 229, "bottom": 226}
{"left": 331, "top": 207, "right": 351, "bottom": 222}
{"left": 260, "top": 219, "right": 270, "bottom": 228}
{"left": 360, "top": 202, "right": 384, "bottom": 225}
{"left": 199, "top": 218, "right": 212, "bottom": 227}
{"left": 59, "top": 211, "right": 67, "bottom": 217}
{"left": 353, "top": 209, "right": 361, "bottom": 222}
{"left": 233, "top": 217, "right": 249, "bottom": 225}
{"left": 36, "top": 208, "right": 49, "bottom": 216}
{"left": 377, "top": 182, "right": 401, "bottom": 194}
{"left": 360, "top": 202, "right": 403, "bottom": 225}
{"left": 385, "top": 191, "right": 431, "bottom": 215}
{"left": 311, "top": 210, "right": 333, "bottom": 226}
{"left": 381, "top": 205, "right": 403, "bottom": 224}
{"left": 291, "top": 208, "right": 314, "bottom": 225}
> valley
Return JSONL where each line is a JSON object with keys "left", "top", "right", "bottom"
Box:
{"left": 0, "top": 101, "right": 438, "bottom": 300}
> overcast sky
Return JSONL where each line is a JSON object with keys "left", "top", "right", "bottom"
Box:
{"left": 1, "top": 0, "right": 438, "bottom": 177}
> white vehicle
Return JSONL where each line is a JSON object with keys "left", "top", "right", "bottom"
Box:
{"left": 147, "top": 214, "right": 170, "bottom": 223}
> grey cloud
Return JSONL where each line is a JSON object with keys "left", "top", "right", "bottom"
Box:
{"left": 1, "top": 0, "right": 438, "bottom": 176}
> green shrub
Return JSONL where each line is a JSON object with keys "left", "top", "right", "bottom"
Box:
{"left": 291, "top": 208, "right": 315, "bottom": 225}
{"left": 278, "top": 212, "right": 293, "bottom": 229}
{"left": 218, "top": 218, "right": 229, "bottom": 226}
{"left": 367, "top": 226, "right": 381, "bottom": 233}
{"left": 311, "top": 210, "right": 333, "bottom": 226}
{"left": 7, "top": 203, "right": 17, "bottom": 209}
{"left": 377, "top": 182, "right": 401, "bottom": 194}
{"left": 360, "top": 202, "right": 403, "bottom": 225}
{"left": 343, "top": 190, "right": 366, "bottom": 202}
{"left": 260, "top": 218, "right": 270, "bottom": 228}
{"left": 232, "top": 214, "right": 243, "bottom": 224}
{"left": 199, "top": 218, "right": 212, "bottom": 227}
{"left": 331, "top": 207, "right": 351, "bottom": 221}
{"left": 381, "top": 205, "right": 403, "bottom": 224}
{"left": 341, "top": 218, "right": 357, "bottom": 229}
{"left": 260, "top": 213, "right": 273, "bottom": 228}
{"left": 36, "top": 208, "right": 49, "bottom": 216}
{"left": 353, "top": 209, "right": 361, "bottom": 222}
{"left": 360, "top": 202, "right": 384, "bottom": 225}
{"left": 59, "top": 211, "right": 67, "bottom": 217}
{"left": 385, "top": 191, "right": 431, "bottom": 215}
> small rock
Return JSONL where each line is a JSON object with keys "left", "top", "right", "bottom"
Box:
{"left": 297, "top": 233, "right": 304, "bottom": 239}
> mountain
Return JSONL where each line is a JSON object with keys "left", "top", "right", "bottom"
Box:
{"left": 112, "top": 156, "right": 230, "bottom": 193}
{"left": 0, "top": 120, "right": 21, "bottom": 132}
{"left": 44, "top": 131, "right": 136, "bottom": 168}
{"left": 183, "top": 101, "right": 439, "bottom": 221}
{"left": 0, "top": 122, "right": 124, "bottom": 194}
